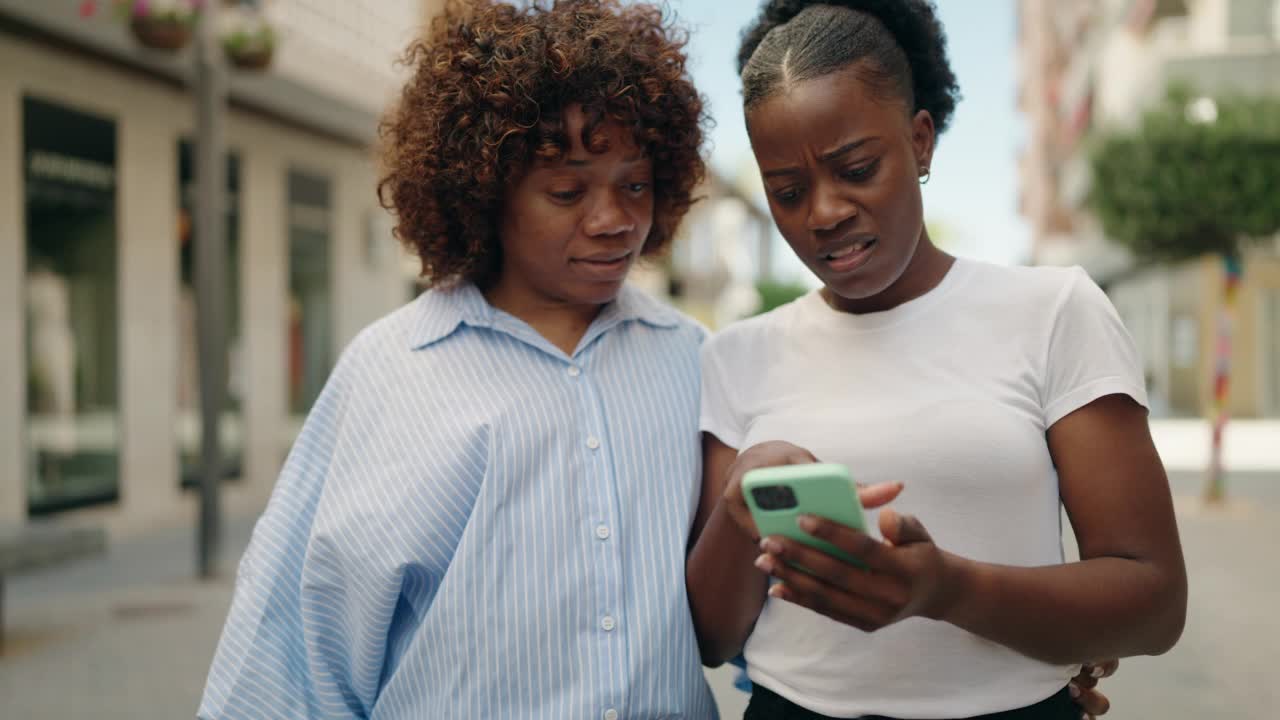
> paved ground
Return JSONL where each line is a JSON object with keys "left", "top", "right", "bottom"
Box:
{"left": 1, "top": 471, "right": 1276, "bottom": 719}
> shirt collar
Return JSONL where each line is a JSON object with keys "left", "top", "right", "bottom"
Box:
{"left": 408, "top": 282, "right": 680, "bottom": 351}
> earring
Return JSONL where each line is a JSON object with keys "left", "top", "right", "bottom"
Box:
{"left": 919, "top": 166, "right": 931, "bottom": 185}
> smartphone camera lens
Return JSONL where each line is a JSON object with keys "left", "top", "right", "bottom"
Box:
{"left": 751, "top": 485, "right": 798, "bottom": 511}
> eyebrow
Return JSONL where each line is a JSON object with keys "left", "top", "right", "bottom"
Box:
{"left": 762, "top": 138, "right": 876, "bottom": 178}
{"left": 565, "top": 153, "right": 647, "bottom": 167}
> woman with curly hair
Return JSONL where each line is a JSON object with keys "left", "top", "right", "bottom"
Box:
{"left": 199, "top": 1, "right": 768, "bottom": 717}
{"left": 686, "top": 1, "right": 1186, "bottom": 719}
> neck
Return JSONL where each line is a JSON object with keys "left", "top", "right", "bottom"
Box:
{"left": 823, "top": 231, "right": 954, "bottom": 315}
{"left": 482, "top": 279, "right": 605, "bottom": 356}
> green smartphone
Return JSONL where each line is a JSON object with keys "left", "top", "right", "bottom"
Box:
{"left": 742, "top": 462, "right": 867, "bottom": 568}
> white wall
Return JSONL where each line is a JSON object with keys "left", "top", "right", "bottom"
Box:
{"left": 117, "top": 84, "right": 182, "bottom": 521}
{"left": 1110, "top": 271, "right": 1174, "bottom": 415}
{"left": 1094, "top": 24, "right": 1171, "bottom": 127}
{"left": 272, "top": 0, "right": 422, "bottom": 116}
{"left": 239, "top": 144, "right": 290, "bottom": 507}
{"left": 0, "top": 68, "right": 24, "bottom": 524}
{"left": 1190, "top": 0, "right": 1230, "bottom": 49}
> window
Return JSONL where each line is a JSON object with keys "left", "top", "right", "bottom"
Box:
{"left": 23, "top": 97, "right": 119, "bottom": 514}
{"left": 287, "top": 170, "right": 333, "bottom": 415}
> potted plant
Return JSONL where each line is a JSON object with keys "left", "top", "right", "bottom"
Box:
{"left": 220, "top": 2, "right": 277, "bottom": 71}
{"left": 115, "top": 0, "right": 203, "bottom": 51}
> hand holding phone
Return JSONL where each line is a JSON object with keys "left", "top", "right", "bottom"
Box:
{"left": 719, "top": 441, "right": 823, "bottom": 542}
{"left": 743, "top": 462, "right": 868, "bottom": 568}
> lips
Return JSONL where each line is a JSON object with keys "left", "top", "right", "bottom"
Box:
{"left": 819, "top": 237, "right": 877, "bottom": 274}
{"left": 576, "top": 250, "right": 632, "bottom": 264}
{"left": 571, "top": 251, "right": 633, "bottom": 281}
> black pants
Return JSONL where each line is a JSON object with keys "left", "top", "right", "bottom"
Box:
{"left": 744, "top": 684, "right": 1079, "bottom": 720}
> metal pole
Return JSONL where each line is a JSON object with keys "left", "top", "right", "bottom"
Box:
{"left": 194, "top": 7, "right": 227, "bottom": 579}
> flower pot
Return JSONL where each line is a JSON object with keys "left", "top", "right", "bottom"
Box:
{"left": 129, "top": 15, "right": 193, "bottom": 51}
{"left": 225, "top": 45, "right": 273, "bottom": 71}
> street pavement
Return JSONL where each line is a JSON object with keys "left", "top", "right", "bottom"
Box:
{"left": 1, "top": 466, "right": 1276, "bottom": 718}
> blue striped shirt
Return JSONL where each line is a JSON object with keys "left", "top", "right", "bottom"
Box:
{"left": 199, "top": 283, "right": 718, "bottom": 720}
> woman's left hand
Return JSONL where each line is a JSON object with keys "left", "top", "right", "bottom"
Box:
{"left": 1070, "top": 659, "right": 1119, "bottom": 718}
{"left": 754, "top": 508, "right": 962, "bottom": 632}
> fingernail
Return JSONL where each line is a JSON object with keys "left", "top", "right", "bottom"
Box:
{"left": 768, "top": 584, "right": 785, "bottom": 599}
{"left": 759, "top": 538, "right": 783, "bottom": 555}
{"left": 797, "top": 515, "right": 818, "bottom": 532}
{"left": 754, "top": 554, "right": 773, "bottom": 573}
{"left": 1069, "top": 684, "right": 1080, "bottom": 699}
{"left": 1091, "top": 665, "right": 1105, "bottom": 678}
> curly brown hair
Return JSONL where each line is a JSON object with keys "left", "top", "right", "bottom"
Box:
{"left": 377, "top": 0, "right": 709, "bottom": 288}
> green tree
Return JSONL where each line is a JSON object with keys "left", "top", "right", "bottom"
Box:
{"left": 1088, "top": 89, "right": 1280, "bottom": 502}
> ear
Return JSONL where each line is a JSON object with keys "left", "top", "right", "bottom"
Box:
{"left": 911, "top": 109, "right": 936, "bottom": 175}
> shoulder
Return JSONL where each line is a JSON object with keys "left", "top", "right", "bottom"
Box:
{"left": 961, "top": 259, "right": 1084, "bottom": 303}
{"left": 321, "top": 293, "right": 469, "bottom": 405}
{"left": 335, "top": 298, "right": 428, "bottom": 369}
{"left": 949, "top": 259, "right": 1099, "bottom": 324}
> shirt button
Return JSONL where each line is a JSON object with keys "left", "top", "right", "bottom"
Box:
{"left": 595, "top": 524, "right": 611, "bottom": 540}
{"left": 567, "top": 365, "right": 581, "bottom": 377}
{"left": 601, "top": 615, "right": 616, "bottom": 632}
{"left": 604, "top": 710, "right": 618, "bottom": 720}
{"left": 586, "top": 436, "right": 601, "bottom": 450}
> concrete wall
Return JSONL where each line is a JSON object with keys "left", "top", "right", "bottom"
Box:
{"left": 0, "top": 65, "right": 23, "bottom": 524}
{"left": 271, "top": 0, "right": 421, "bottom": 116}
{"left": 1168, "top": 260, "right": 1208, "bottom": 415}
{"left": 1165, "top": 49, "right": 1280, "bottom": 96}
{"left": 1110, "top": 270, "right": 1174, "bottom": 414}
{"left": 1, "top": 33, "right": 408, "bottom": 532}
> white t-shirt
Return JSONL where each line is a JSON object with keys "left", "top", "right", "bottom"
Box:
{"left": 700, "top": 258, "right": 1148, "bottom": 719}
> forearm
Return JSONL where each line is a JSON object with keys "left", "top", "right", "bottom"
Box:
{"left": 942, "top": 554, "right": 1187, "bottom": 666}
{"left": 686, "top": 501, "right": 769, "bottom": 666}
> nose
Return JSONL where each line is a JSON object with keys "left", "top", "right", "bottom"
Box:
{"left": 582, "top": 188, "right": 636, "bottom": 238}
{"left": 806, "top": 179, "right": 857, "bottom": 233}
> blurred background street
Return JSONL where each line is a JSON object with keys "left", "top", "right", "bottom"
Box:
{"left": 2, "top": 0, "right": 1278, "bottom": 717}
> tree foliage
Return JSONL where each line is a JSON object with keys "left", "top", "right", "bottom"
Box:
{"left": 1087, "top": 89, "right": 1280, "bottom": 261}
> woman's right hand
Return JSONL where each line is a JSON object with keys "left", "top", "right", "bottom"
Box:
{"left": 720, "top": 440, "right": 903, "bottom": 541}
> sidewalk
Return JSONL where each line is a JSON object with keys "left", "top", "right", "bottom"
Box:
{"left": 0, "top": 517, "right": 257, "bottom": 719}
{"left": 0, "top": 508, "right": 752, "bottom": 718}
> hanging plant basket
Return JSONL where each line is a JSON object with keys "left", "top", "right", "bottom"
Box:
{"left": 221, "top": 16, "right": 276, "bottom": 72}
{"left": 225, "top": 43, "right": 273, "bottom": 70}
{"left": 129, "top": 14, "right": 194, "bottom": 50}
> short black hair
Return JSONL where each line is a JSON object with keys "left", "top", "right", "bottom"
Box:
{"left": 737, "top": 0, "right": 960, "bottom": 134}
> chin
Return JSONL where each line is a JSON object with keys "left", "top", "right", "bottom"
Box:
{"left": 816, "top": 265, "right": 893, "bottom": 301}
{"left": 831, "top": 277, "right": 890, "bottom": 300}
{"left": 569, "top": 279, "right": 627, "bottom": 307}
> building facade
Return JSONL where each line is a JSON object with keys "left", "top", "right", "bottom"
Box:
{"left": 0, "top": 0, "right": 430, "bottom": 527}
{"left": 1017, "top": 0, "right": 1280, "bottom": 418}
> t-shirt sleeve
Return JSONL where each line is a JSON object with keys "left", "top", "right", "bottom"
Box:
{"left": 699, "top": 335, "right": 747, "bottom": 450}
{"left": 1041, "top": 267, "right": 1149, "bottom": 428}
